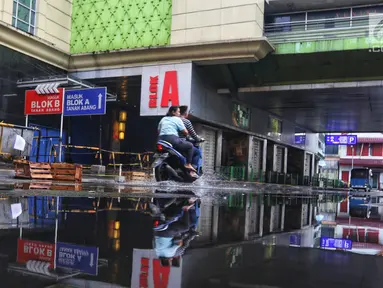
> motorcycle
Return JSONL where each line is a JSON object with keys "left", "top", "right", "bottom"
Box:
{"left": 152, "top": 137, "right": 204, "bottom": 183}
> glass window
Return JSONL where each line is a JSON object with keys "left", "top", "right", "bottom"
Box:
{"left": 12, "top": 0, "right": 36, "bottom": 35}
{"left": 352, "top": 5, "right": 383, "bottom": 27}
{"left": 325, "top": 145, "right": 338, "bottom": 155}
{"left": 307, "top": 9, "right": 351, "bottom": 30}
{"left": 265, "top": 13, "right": 305, "bottom": 33}
{"left": 269, "top": 117, "right": 282, "bottom": 134}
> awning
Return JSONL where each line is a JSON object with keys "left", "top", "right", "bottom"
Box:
{"left": 339, "top": 158, "right": 383, "bottom": 167}
{"left": 358, "top": 138, "right": 383, "bottom": 143}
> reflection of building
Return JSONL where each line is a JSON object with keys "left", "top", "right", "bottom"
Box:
{"left": 324, "top": 133, "right": 383, "bottom": 188}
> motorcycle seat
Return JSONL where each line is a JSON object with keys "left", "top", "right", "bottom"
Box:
{"left": 158, "top": 140, "right": 173, "bottom": 147}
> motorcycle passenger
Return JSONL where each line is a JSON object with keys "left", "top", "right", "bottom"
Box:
{"left": 158, "top": 106, "right": 196, "bottom": 172}
{"left": 179, "top": 105, "right": 204, "bottom": 170}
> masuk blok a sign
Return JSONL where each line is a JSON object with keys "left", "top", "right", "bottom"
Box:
{"left": 63, "top": 87, "right": 106, "bottom": 116}
{"left": 56, "top": 242, "right": 99, "bottom": 275}
{"left": 325, "top": 135, "right": 357, "bottom": 145}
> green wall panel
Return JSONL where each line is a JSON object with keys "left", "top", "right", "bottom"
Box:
{"left": 273, "top": 37, "right": 375, "bottom": 54}
{"left": 70, "top": 0, "right": 172, "bottom": 54}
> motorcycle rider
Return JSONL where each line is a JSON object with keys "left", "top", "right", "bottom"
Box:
{"left": 179, "top": 105, "right": 204, "bottom": 170}
{"left": 158, "top": 106, "right": 196, "bottom": 173}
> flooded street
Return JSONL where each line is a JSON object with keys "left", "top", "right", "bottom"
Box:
{"left": 0, "top": 184, "right": 381, "bottom": 287}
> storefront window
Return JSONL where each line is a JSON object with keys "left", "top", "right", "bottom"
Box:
{"left": 12, "top": 0, "right": 36, "bottom": 34}
{"left": 307, "top": 9, "right": 350, "bottom": 30}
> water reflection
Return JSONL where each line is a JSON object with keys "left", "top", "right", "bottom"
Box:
{"left": 0, "top": 188, "right": 382, "bottom": 287}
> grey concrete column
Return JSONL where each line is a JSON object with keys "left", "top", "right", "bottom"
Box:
{"left": 259, "top": 203, "right": 264, "bottom": 237}
{"left": 215, "top": 129, "right": 223, "bottom": 169}
{"left": 272, "top": 145, "right": 277, "bottom": 172}
{"left": 212, "top": 205, "right": 219, "bottom": 242}
{"left": 284, "top": 147, "right": 288, "bottom": 174}
{"left": 270, "top": 205, "right": 275, "bottom": 232}
{"left": 262, "top": 139, "right": 267, "bottom": 173}
{"left": 247, "top": 135, "right": 254, "bottom": 180}
{"left": 308, "top": 203, "right": 313, "bottom": 226}
{"left": 280, "top": 204, "right": 286, "bottom": 231}
{"left": 244, "top": 194, "right": 251, "bottom": 240}
{"left": 311, "top": 154, "right": 316, "bottom": 177}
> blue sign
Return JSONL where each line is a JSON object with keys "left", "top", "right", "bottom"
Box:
{"left": 320, "top": 237, "right": 352, "bottom": 250}
{"left": 56, "top": 242, "right": 99, "bottom": 275}
{"left": 325, "top": 135, "right": 357, "bottom": 145}
{"left": 295, "top": 135, "right": 306, "bottom": 145}
{"left": 289, "top": 234, "right": 301, "bottom": 247}
{"left": 64, "top": 87, "right": 107, "bottom": 116}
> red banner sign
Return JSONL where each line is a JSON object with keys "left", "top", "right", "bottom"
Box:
{"left": 148, "top": 71, "right": 179, "bottom": 109}
{"left": 17, "top": 239, "right": 55, "bottom": 267}
{"left": 24, "top": 88, "right": 64, "bottom": 115}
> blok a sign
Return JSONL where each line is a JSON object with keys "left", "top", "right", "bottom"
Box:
{"left": 140, "top": 63, "right": 192, "bottom": 116}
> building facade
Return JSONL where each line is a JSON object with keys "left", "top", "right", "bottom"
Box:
{"left": 10, "top": 0, "right": 383, "bottom": 179}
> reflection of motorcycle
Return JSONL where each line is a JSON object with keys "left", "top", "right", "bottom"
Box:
{"left": 151, "top": 190, "right": 200, "bottom": 232}
{"left": 152, "top": 138, "right": 204, "bottom": 183}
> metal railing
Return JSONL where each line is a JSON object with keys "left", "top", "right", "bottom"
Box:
{"left": 265, "top": 14, "right": 379, "bottom": 44}
{"left": 216, "top": 166, "right": 347, "bottom": 189}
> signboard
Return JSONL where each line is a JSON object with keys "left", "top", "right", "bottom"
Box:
{"left": 131, "top": 249, "right": 182, "bottom": 288}
{"left": 63, "top": 87, "right": 107, "bottom": 116}
{"left": 289, "top": 234, "right": 301, "bottom": 247}
{"left": 320, "top": 237, "right": 352, "bottom": 250}
{"left": 140, "top": 63, "right": 192, "bottom": 116}
{"left": 17, "top": 239, "right": 55, "bottom": 267}
{"left": 325, "top": 135, "right": 357, "bottom": 145}
{"left": 25, "top": 88, "right": 64, "bottom": 115}
{"left": 295, "top": 135, "right": 306, "bottom": 145}
{"left": 232, "top": 103, "right": 250, "bottom": 130}
{"left": 56, "top": 242, "right": 99, "bottom": 275}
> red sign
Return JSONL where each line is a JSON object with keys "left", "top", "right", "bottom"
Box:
{"left": 148, "top": 71, "right": 179, "bottom": 109}
{"left": 24, "top": 88, "right": 64, "bottom": 115}
{"left": 17, "top": 239, "right": 55, "bottom": 267}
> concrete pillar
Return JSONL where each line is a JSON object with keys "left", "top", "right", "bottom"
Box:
{"left": 272, "top": 145, "right": 277, "bottom": 172}
{"left": 259, "top": 203, "right": 264, "bottom": 237}
{"left": 311, "top": 154, "right": 315, "bottom": 177}
{"left": 280, "top": 204, "right": 286, "bottom": 231}
{"left": 270, "top": 205, "right": 275, "bottom": 232}
{"left": 262, "top": 139, "right": 267, "bottom": 173}
{"left": 284, "top": 147, "right": 288, "bottom": 174}
{"left": 212, "top": 205, "right": 219, "bottom": 242}
{"left": 247, "top": 135, "right": 254, "bottom": 180}
{"left": 244, "top": 194, "right": 251, "bottom": 240}
{"left": 308, "top": 203, "right": 313, "bottom": 226}
{"left": 215, "top": 130, "right": 223, "bottom": 169}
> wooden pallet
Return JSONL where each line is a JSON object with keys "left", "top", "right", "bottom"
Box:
{"left": 124, "top": 171, "right": 152, "bottom": 181}
{"left": 14, "top": 160, "right": 53, "bottom": 180}
{"left": 51, "top": 163, "right": 83, "bottom": 182}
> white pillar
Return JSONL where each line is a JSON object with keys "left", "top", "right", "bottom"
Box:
{"left": 212, "top": 205, "right": 219, "bottom": 242}
{"left": 272, "top": 145, "right": 277, "bottom": 172}
{"left": 244, "top": 194, "right": 251, "bottom": 240}
{"left": 284, "top": 147, "right": 288, "bottom": 174}
{"left": 262, "top": 139, "right": 267, "bottom": 173}
{"left": 280, "top": 204, "right": 286, "bottom": 231}
{"left": 247, "top": 136, "right": 254, "bottom": 180}
{"left": 259, "top": 203, "right": 264, "bottom": 237}
{"left": 215, "top": 130, "right": 223, "bottom": 169}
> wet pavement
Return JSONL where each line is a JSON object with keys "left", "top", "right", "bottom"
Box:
{"left": 0, "top": 182, "right": 381, "bottom": 287}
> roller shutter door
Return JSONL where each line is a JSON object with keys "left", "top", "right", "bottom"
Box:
{"left": 276, "top": 146, "right": 283, "bottom": 173}
{"left": 252, "top": 138, "right": 262, "bottom": 175}
{"left": 200, "top": 126, "right": 217, "bottom": 173}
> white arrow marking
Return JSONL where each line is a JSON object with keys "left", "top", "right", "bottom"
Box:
{"left": 48, "top": 83, "right": 55, "bottom": 93}
{"left": 98, "top": 93, "right": 102, "bottom": 109}
{"left": 35, "top": 85, "right": 42, "bottom": 94}
{"left": 44, "top": 84, "right": 50, "bottom": 94}
{"left": 53, "top": 83, "right": 59, "bottom": 93}
{"left": 89, "top": 253, "right": 94, "bottom": 267}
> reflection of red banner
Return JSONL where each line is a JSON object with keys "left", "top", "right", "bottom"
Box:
{"left": 140, "top": 258, "right": 170, "bottom": 288}
{"left": 17, "top": 239, "right": 55, "bottom": 268}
